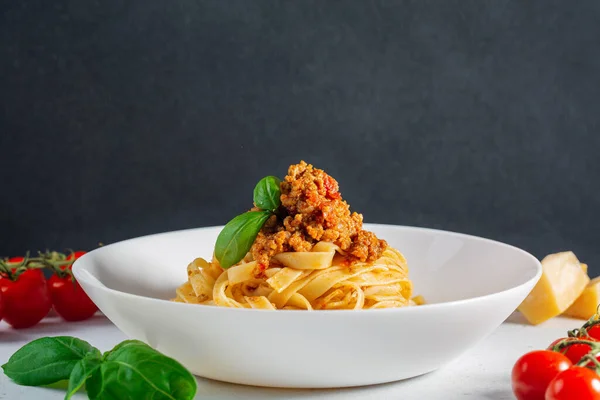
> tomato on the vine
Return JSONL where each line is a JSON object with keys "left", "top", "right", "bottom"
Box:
{"left": 0, "top": 289, "right": 4, "bottom": 322}
{"left": 586, "top": 325, "right": 600, "bottom": 342}
{"left": 47, "top": 250, "right": 98, "bottom": 322}
{"left": 47, "top": 274, "right": 97, "bottom": 321}
{"left": 548, "top": 337, "right": 599, "bottom": 364}
{"left": 545, "top": 366, "right": 600, "bottom": 400}
{"left": 0, "top": 264, "right": 51, "bottom": 329}
{"left": 65, "top": 251, "right": 87, "bottom": 262}
{"left": 6, "top": 256, "right": 24, "bottom": 268}
{"left": 512, "top": 350, "right": 572, "bottom": 400}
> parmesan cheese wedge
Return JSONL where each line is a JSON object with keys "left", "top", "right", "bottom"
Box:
{"left": 563, "top": 276, "right": 600, "bottom": 320}
{"left": 518, "top": 251, "right": 589, "bottom": 325}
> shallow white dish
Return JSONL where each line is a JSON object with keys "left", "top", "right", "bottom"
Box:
{"left": 73, "top": 224, "right": 541, "bottom": 388}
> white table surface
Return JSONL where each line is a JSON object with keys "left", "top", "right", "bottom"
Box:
{"left": 0, "top": 312, "right": 581, "bottom": 399}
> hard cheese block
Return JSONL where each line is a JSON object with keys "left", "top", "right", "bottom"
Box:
{"left": 518, "top": 251, "right": 589, "bottom": 325}
{"left": 563, "top": 276, "right": 600, "bottom": 320}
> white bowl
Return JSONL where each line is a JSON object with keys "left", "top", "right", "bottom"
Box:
{"left": 73, "top": 224, "right": 541, "bottom": 388}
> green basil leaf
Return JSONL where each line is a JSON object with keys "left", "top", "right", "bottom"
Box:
{"left": 2, "top": 336, "right": 101, "bottom": 386}
{"left": 214, "top": 210, "right": 272, "bottom": 268}
{"left": 253, "top": 175, "right": 281, "bottom": 211}
{"left": 85, "top": 340, "right": 196, "bottom": 400}
{"left": 64, "top": 355, "right": 102, "bottom": 400}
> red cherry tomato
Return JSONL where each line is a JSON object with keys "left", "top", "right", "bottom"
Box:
{"left": 545, "top": 366, "right": 600, "bottom": 400}
{"left": 45, "top": 250, "right": 97, "bottom": 322}
{"left": 65, "top": 251, "right": 87, "bottom": 263}
{"left": 512, "top": 350, "right": 573, "bottom": 400}
{"left": 0, "top": 289, "right": 4, "bottom": 322}
{"left": 586, "top": 325, "right": 600, "bottom": 341}
{"left": 0, "top": 268, "right": 51, "bottom": 329}
{"left": 549, "top": 338, "right": 599, "bottom": 364}
{"left": 59, "top": 250, "right": 87, "bottom": 271}
{"left": 47, "top": 274, "right": 98, "bottom": 322}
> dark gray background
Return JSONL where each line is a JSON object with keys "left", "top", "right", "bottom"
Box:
{"left": 2, "top": 1, "right": 599, "bottom": 274}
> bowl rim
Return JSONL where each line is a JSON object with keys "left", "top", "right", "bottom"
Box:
{"left": 72, "top": 223, "right": 542, "bottom": 315}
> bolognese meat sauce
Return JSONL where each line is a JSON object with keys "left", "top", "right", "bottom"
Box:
{"left": 250, "top": 161, "right": 387, "bottom": 266}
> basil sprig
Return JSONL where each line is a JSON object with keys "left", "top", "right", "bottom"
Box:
{"left": 215, "top": 175, "right": 282, "bottom": 268}
{"left": 2, "top": 336, "right": 197, "bottom": 400}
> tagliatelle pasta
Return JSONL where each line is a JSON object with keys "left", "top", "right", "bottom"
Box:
{"left": 173, "top": 161, "right": 421, "bottom": 310}
{"left": 174, "top": 242, "right": 415, "bottom": 310}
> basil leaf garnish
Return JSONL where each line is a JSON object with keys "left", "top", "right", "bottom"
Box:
{"left": 3, "top": 337, "right": 197, "bottom": 400}
{"left": 85, "top": 340, "right": 196, "bottom": 400}
{"left": 253, "top": 175, "right": 281, "bottom": 211}
{"left": 1, "top": 336, "right": 101, "bottom": 386}
{"left": 65, "top": 355, "right": 102, "bottom": 400}
{"left": 215, "top": 210, "right": 271, "bottom": 268}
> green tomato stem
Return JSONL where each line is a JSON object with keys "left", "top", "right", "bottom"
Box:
{"left": 0, "top": 251, "right": 76, "bottom": 281}
{"left": 552, "top": 338, "right": 600, "bottom": 353}
{"left": 576, "top": 353, "right": 600, "bottom": 368}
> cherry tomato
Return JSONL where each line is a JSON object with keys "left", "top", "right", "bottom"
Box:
{"left": 0, "top": 289, "right": 4, "bottom": 322}
{"left": 586, "top": 325, "right": 600, "bottom": 341}
{"left": 46, "top": 250, "right": 97, "bottom": 322}
{"left": 512, "top": 350, "right": 573, "bottom": 400}
{"left": 0, "top": 268, "right": 51, "bottom": 329}
{"left": 65, "top": 251, "right": 87, "bottom": 263}
{"left": 57, "top": 250, "right": 87, "bottom": 271}
{"left": 549, "top": 338, "right": 599, "bottom": 364}
{"left": 4, "top": 256, "right": 25, "bottom": 275}
{"left": 47, "top": 274, "right": 97, "bottom": 322}
{"left": 545, "top": 366, "right": 600, "bottom": 400}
